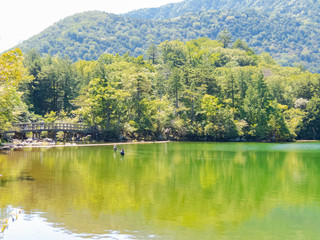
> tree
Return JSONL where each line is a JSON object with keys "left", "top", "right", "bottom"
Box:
{"left": 180, "top": 67, "right": 207, "bottom": 125}
{"left": 232, "top": 39, "right": 254, "bottom": 54}
{"left": 218, "top": 30, "right": 232, "bottom": 48}
{"left": 76, "top": 77, "right": 129, "bottom": 139}
{"left": 136, "top": 98, "right": 174, "bottom": 139}
{"left": 267, "top": 100, "right": 291, "bottom": 141}
{"left": 146, "top": 44, "right": 158, "bottom": 64}
{"left": 159, "top": 40, "right": 186, "bottom": 67}
{"left": 24, "top": 54, "right": 79, "bottom": 116}
{"left": 216, "top": 69, "right": 239, "bottom": 108}
{"left": 0, "top": 49, "right": 31, "bottom": 132}
{"left": 168, "top": 68, "right": 183, "bottom": 113}
{"left": 201, "top": 94, "right": 238, "bottom": 140}
{"left": 297, "top": 97, "right": 320, "bottom": 140}
{"left": 242, "top": 72, "right": 271, "bottom": 140}
{"left": 129, "top": 73, "right": 152, "bottom": 123}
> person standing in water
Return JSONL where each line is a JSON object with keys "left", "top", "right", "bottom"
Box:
{"left": 120, "top": 149, "right": 125, "bottom": 156}
{"left": 113, "top": 144, "right": 117, "bottom": 151}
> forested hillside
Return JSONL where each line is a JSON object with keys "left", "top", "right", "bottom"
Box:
{"left": 125, "top": 0, "right": 320, "bottom": 23}
{"left": 17, "top": 8, "right": 320, "bottom": 72}
{"left": 2, "top": 38, "right": 320, "bottom": 142}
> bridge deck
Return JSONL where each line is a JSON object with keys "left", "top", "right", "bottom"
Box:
{"left": 4, "top": 122, "right": 95, "bottom": 134}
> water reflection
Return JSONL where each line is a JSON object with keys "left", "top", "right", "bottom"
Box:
{"left": 1, "top": 142, "right": 320, "bottom": 239}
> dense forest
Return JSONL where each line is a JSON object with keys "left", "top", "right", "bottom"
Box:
{"left": 14, "top": 0, "right": 320, "bottom": 73}
{"left": 1, "top": 38, "right": 320, "bottom": 142}
{"left": 126, "top": 0, "right": 320, "bottom": 22}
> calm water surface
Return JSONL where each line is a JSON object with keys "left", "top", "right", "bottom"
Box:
{"left": 1, "top": 142, "right": 320, "bottom": 239}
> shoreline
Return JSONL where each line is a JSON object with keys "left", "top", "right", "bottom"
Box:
{"left": 14, "top": 140, "right": 171, "bottom": 149}
{"left": 295, "top": 140, "right": 319, "bottom": 142}
{"left": 23, "top": 139, "right": 319, "bottom": 149}
{"left": 1, "top": 139, "right": 319, "bottom": 151}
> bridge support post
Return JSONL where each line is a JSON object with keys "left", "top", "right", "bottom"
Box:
{"left": 63, "top": 131, "right": 67, "bottom": 141}
{"left": 32, "top": 132, "right": 41, "bottom": 140}
{"left": 48, "top": 131, "right": 57, "bottom": 142}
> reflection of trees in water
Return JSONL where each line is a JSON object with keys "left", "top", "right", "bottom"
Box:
{"left": 0, "top": 143, "right": 320, "bottom": 235}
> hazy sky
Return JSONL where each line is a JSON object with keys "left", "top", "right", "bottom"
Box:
{"left": 0, "top": 0, "right": 183, "bottom": 53}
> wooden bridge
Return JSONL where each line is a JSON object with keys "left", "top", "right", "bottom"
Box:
{"left": 3, "top": 122, "right": 97, "bottom": 140}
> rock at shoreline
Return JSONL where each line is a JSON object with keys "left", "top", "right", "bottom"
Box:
{"left": 0, "top": 144, "right": 13, "bottom": 151}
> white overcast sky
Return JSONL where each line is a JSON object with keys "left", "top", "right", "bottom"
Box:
{"left": 0, "top": 0, "right": 183, "bottom": 53}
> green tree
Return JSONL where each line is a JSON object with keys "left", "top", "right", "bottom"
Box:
{"left": 218, "top": 30, "right": 232, "bottom": 48}
{"left": 232, "top": 39, "right": 254, "bottom": 54}
{"left": 0, "top": 49, "right": 31, "bottom": 132}
{"left": 159, "top": 40, "right": 186, "bottom": 67}
{"left": 297, "top": 97, "right": 320, "bottom": 140}
{"left": 130, "top": 73, "right": 152, "bottom": 123}
{"left": 76, "top": 77, "right": 128, "bottom": 139}
{"left": 201, "top": 94, "right": 238, "bottom": 140}
{"left": 146, "top": 44, "right": 158, "bottom": 64}
{"left": 180, "top": 67, "right": 207, "bottom": 125}
{"left": 168, "top": 69, "right": 183, "bottom": 113}
{"left": 242, "top": 72, "right": 271, "bottom": 140}
{"left": 267, "top": 100, "right": 291, "bottom": 141}
{"left": 24, "top": 54, "right": 78, "bottom": 116}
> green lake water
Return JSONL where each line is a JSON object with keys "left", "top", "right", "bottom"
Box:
{"left": 1, "top": 142, "right": 320, "bottom": 239}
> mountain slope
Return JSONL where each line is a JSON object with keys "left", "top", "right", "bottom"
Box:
{"left": 125, "top": 0, "right": 320, "bottom": 23}
{"left": 17, "top": 7, "right": 320, "bottom": 72}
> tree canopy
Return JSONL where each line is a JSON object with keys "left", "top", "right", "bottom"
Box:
{"left": 0, "top": 49, "right": 31, "bottom": 132}
{"left": 3, "top": 38, "right": 318, "bottom": 142}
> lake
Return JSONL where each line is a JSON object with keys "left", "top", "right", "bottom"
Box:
{"left": 1, "top": 142, "right": 320, "bottom": 239}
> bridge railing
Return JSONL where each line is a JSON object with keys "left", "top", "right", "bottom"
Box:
{"left": 4, "top": 122, "right": 96, "bottom": 133}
